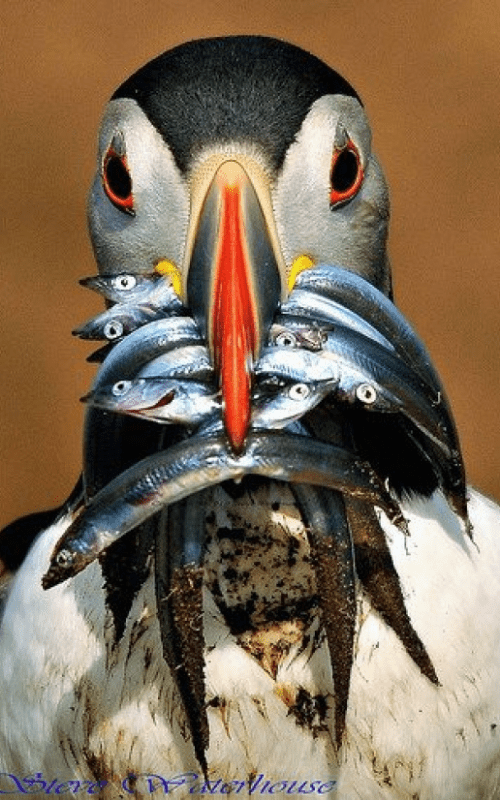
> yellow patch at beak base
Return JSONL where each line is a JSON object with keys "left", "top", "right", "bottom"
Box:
{"left": 155, "top": 259, "right": 183, "bottom": 297}
{"left": 287, "top": 255, "right": 315, "bottom": 292}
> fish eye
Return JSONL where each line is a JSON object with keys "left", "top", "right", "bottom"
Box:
{"left": 103, "top": 320, "right": 124, "bottom": 340}
{"left": 55, "top": 549, "right": 73, "bottom": 567}
{"left": 102, "top": 146, "right": 135, "bottom": 215}
{"left": 330, "top": 139, "right": 363, "bottom": 207}
{"left": 112, "top": 274, "right": 137, "bottom": 291}
{"left": 275, "top": 331, "right": 297, "bottom": 348}
{"left": 289, "top": 383, "right": 310, "bottom": 400}
{"left": 356, "top": 383, "right": 377, "bottom": 404}
{"left": 112, "top": 380, "right": 132, "bottom": 397}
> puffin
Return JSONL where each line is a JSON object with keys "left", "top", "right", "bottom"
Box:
{"left": 1, "top": 36, "right": 500, "bottom": 800}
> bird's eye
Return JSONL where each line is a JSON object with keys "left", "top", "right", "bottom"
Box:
{"left": 288, "top": 383, "right": 310, "bottom": 400}
{"left": 112, "top": 274, "right": 137, "bottom": 291}
{"left": 112, "top": 380, "right": 132, "bottom": 397}
{"left": 103, "top": 148, "right": 135, "bottom": 215}
{"left": 330, "top": 140, "right": 363, "bottom": 207}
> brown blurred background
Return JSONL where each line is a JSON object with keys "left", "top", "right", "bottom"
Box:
{"left": 1, "top": 0, "right": 499, "bottom": 529}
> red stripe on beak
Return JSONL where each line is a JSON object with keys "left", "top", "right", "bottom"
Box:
{"left": 211, "top": 165, "right": 259, "bottom": 453}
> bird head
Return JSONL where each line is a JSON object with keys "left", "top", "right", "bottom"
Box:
{"left": 87, "top": 36, "right": 390, "bottom": 452}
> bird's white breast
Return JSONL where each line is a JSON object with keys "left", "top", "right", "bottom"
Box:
{"left": 1, "top": 489, "right": 500, "bottom": 799}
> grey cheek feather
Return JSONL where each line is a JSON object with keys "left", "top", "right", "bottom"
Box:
{"left": 87, "top": 98, "right": 190, "bottom": 276}
{"left": 353, "top": 154, "right": 391, "bottom": 293}
{"left": 273, "top": 94, "right": 390, "bottom": 292}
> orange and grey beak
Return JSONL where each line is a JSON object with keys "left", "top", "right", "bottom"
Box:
{"left": 186, "top": 160, "right": 283, "bottom": 453}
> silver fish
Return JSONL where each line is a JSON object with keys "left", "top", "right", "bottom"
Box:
{"left": 197, "top": 377, "right": 339, "bottom": 437}
{"left": 257, "top": 333, "right": 466, "bottom": 520}
{"left": 155, "top": 495, "right": 209, "bottom": 770}
{"left": 73, "top": 304, "right": 166, "bottom": 341}
{"left": 88, "top": 314, "right": 204, "bottom": 364}
{"left": 268, "top": 318, "right": 327, "bottom": 351}
{"left": 85, "top": 377, "right": 220, "bottom": 426}
{"left": 90, "top": 317, "right": 203, "bottom": 383}
{"left": 256, "top": 346, "right": 340, "bottom": 384}
{"left": 293, "top": 263, "right": 443, "bottom": 393}
{"left": 257, "top": 346, "right": 396, "bottom": 413}
{"left": 251, "top": 377, "right": 338, "bottom": 430}
{"left": 136, "top": 345, "right": 213, "bottom": 382}
{"left": 320, "top": 324, "right": 457, "bottom": 455}
{"left": 80, "top": 271, "right": 184, "bottom": 312}
{"left": 288, "top": 264, "right": 466, "bottom": 507}
{"left": 259, "top": 332, "right": 456, "bottom": 456}
{"left": 83, "top": 317, "right": 203, "bottom": 499}
{"left": 42, "top": 431, "right": 406, "bottom": 589}
{"left": 281, "top": 289, "right": 396, "bottom": 353}
{"left": 321, "top": 323, "right": 466, "bottom": 519}
{"left": 256, "top": 344, "right": 416, "bottom": 417}
{"left": 325, "top": 325, "right": 467, "bottom": 527}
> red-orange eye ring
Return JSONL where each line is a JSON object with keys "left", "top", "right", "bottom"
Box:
{"left": 102, "top": 149, "right": 135, "bottom": 215}
{"left": 329, "top": 140, "right": 363, "bottom": 207}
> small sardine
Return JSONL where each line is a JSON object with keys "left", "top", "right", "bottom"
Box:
{"left": 258, "top": 330, "right": 464, "bottom": 507}
{"left": 136, "top": 345, "right": 213, "bottom": 382}
{"left": 321, "top": 324, "right": 467, "bottom": 525}
{"left": 255, "top": 346, "right": 340, "bottom": 384}
{"left": 268, "top": 318, "right": 327, "bottom": 351}
{"left": 80, "top": 271, "right": 184, "bottom": 312}
{"left": 83, "top": 317, "right": 204, "bottom": 499}
{"left": 251, "top": 377, "right": 338, "bottom": 429}
{"left": 73, "top": 304, "right": 166, "bottom": 341}
{"left": 42, "top": 431, "right": 406, "bottom": 589}
{"left": 85, "top": 377, "right": 220, "bottom": 426}
{"left": 155, "top": 494, "right": 209, "bottom": 771}
{"left": 293, "top": 264, "right": 442, "bottom": 393}
{"left": 256, "top": 345, "right": 401, "bottom": 414}
{"left": 281, "top": 290, "right": 396, "bottom": 353}
{"left": 88, "top": 317, "right": 203, "bottom": 385}
{"left": 319, "top": 324, "right": 458, "bottom": 456}
{"left": 257, "top": 345, "right": 398, "bottom": 412}
{"left": 261, "top": 330, "right": 457, "bottom": 455}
